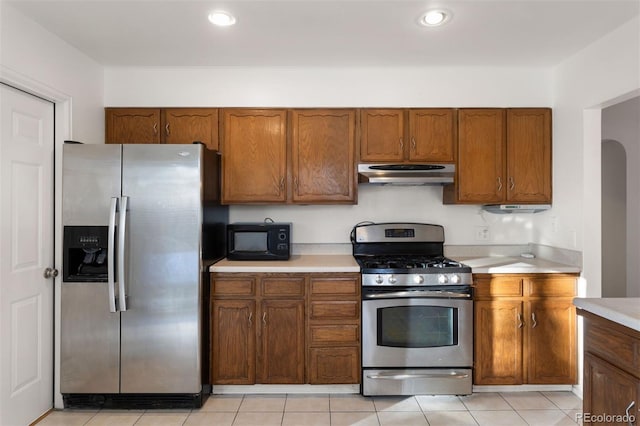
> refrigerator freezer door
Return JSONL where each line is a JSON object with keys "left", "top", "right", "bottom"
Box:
{"left": 120, "top": 144, "right": 203, "bottom": 393}
{"left": 61, "top": 144, "right": 122, "bottom": 393}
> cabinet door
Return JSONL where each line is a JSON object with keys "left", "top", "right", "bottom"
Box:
{"left": 290, "top": 109, "right": 356, "bottom": 203}
{"left": 474, "top": 299, "right": 523, "bottom": 385}
{"left": 221, "top": 109, "right": 287, "bottom": 203}
{"left": 105, "top": 108, "right": 161, "bottom": 144}
{"left": 360, "top": 109, "right": 405, "bottom": 162}
{"left": 584, "top": 353, "right": 640, "bottom": 424}
{"left": 506, "top": 108, "right": 552, "bottom": 203}
{"left": 259, "top": 300, "right": 305, "bottom": 384}
{"left": 408, "top": 109, "right": 455, "bottom": 163}
{"left": 525, "top": 298, "right": 576, "bottom": 384}
{"left": 457, "top": 109, "right": 505, "bottom": 203}
{"left": 211, "top": 299, "right": 256, "bottom": 385}
{"left": 163, "top": 108, "right": 219, "bottom": 151}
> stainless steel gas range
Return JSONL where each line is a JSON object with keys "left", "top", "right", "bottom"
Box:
{"left": 352, "top": 222, "right": 473, "bottom": 396}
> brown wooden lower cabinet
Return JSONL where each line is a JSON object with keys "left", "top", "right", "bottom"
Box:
{"left": 210, "top": 272, "right": 360, "bottom": 385}
{"left": 473, "top": 274, "right": 577, "bottom": 385}
{"left": 581, "top": 311, "right": 640, "bottom": 425}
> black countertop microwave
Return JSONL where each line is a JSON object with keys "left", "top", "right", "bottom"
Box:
{"left": 227, "top": 222, "right": 291, "bottom": 260}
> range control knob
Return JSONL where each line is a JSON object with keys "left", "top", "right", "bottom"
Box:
{"left": 414, "top": 275, "right": 424, "bottom": 284}
{"left": 375, "top": 275, "right": 384, "bottom": 284}
{"left": 388, "top": 275, "right": 397, "bottom": 284}
{"left": 438, "top": 274, "right": 448, "bottom": 284}
{"left": 450, "top": 274, "right": 461, "bottom": 284}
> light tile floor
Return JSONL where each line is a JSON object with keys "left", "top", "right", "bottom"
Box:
{"left": 37, "top": 391, "right": 583, "bottom": 426}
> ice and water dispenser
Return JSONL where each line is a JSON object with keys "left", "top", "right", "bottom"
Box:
{"left": 62, "top": 226, "right": 110, "bottom": 282}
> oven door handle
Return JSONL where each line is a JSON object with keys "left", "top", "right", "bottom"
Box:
{"left": 363, "top": 290, "right": 471, "bottom": 299}
{"left": 366, "top": 372, "right": 470, "bottom": 380}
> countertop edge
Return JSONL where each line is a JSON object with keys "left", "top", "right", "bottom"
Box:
{"left": 573, "top": 297, "right": 640, "bottom": 332}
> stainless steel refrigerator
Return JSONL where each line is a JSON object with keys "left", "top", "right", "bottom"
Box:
{"left": 61, "top": 143, "right": 227, "bottom": 408}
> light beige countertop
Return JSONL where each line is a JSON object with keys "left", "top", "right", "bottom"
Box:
{"left": 454, "top": 256, "right": 581, "bottom": 274}
{"left": 573, "top": 297, "right": 640, "bottom": 332}
{"left": 210, "top": 254, "right": 360, "bottom": 273}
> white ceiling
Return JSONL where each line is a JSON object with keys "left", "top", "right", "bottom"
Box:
{"left": 7, "top": 0, "right": 640, "bottom": 67}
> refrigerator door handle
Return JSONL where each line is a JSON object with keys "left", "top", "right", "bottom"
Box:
{"left": 107, "top": 197, "right": 118, "bottom": 313}
{"left": 117, "top": 196, "right": 128, "bottom": 312}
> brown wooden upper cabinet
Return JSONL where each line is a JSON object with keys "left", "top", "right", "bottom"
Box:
{"left": 221, "top": 108, "right": 357, "bottom": 204}
{"left": 360, "top": 108, "right": 455, "bottom": 163}
{"left": 445, "top": 108, "right": 551, "bottom": 204}
{"left": 105, "top": 107, "right": 219, "bottom": 150}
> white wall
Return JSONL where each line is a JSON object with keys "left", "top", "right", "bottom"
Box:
{"left": 104, "top": 66, "right": 553, "bottom": 245}
{"left": 0, "top": 3, "right": 104, "bottom": 142}
{"left": 547, "top": 16, "right": 640, "bottom": 297}
{"left": 0, "top": 3, "right": 105, "bottom": 410}
{"left": 602, "top": 97, "right": 640, "bottom": 297}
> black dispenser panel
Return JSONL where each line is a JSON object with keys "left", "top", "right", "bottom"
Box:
{"left": 63, "top": 226, "right": 110, "bottom": 282}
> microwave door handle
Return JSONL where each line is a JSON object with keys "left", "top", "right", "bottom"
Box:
{"left": 117, "top": 196, "right": 128, "bottom": 312}
{"left": 363, "top": 290, "right": 471, "bottom": 299}
{"left": 107, "top": 197, "right": 118, "bottom": 313}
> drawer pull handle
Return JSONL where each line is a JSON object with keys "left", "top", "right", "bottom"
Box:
{"left": 262, "top": 312, "right": 267, "bottom": 325}
{"left": 531, "top": 312, "right": 538, "bottom": 328}
{"left": 497, "top": 177, "right": 503, "bottom": 192}
{"left": 625, "top": 401, "right": 635, "bottom": 426}
{"left": 517, "top": 313, "right": 524, "bottom": 328}
{"left": 248, "top": 312, "right": 252, "bottom": 326}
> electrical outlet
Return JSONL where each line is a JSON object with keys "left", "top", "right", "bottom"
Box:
{"left": 475, "top": 226, "right": 489, "bottom": 241}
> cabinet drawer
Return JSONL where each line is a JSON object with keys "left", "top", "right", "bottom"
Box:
{"left": 310, "top": 324, "right": 359, "bottom": 345}
{"left": 309, "top": 277, "right": 360, "bottom": 297}
{"left": 310, "top": 301, "right": 360, "bottom": 320}
{"left": 527, "top": 277, "right": 576, "bottom": 297}
{"left": 308, "top": 347, "right": 360, "bottom": 384}
{"left": 262, "top": 277, "right": 305, "bottom": 297}
{"left": 211, "top": 277, "right": 255, "bottom": 296}
{"left": 585, "top": 315, "right": 640, "bottom": 378}
{"left": 474, "top": 276, "right": 522, "bottom": 297}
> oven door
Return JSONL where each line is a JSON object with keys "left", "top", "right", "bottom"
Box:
{"left": 362, "top": 289, "right": 472, "bottom": 368}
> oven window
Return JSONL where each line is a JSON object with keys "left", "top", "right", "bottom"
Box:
{"left": 377, "top": 305, "right": 458, "bottom": 348}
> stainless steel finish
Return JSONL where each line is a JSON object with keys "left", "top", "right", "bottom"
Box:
{"left": 62, "top": 144, "right": 122, "bottom": 394}
{"left": 362, "top": 272, "right": 472, "bottom": 286}
{"left": 61, "top": 143, "right": 221, "bottom": 399}
{"left": 362, "top": 297, "right": 473, "bottom": 368}
{"left": 107, "top": 197, "right": 118, "bottom": 313}
{"left": 353, "top": 222, "right": 444, "bottom": 243}
{"left": 117, "top": 196, "right": 128, "bottom": 312}
{"left": 119, "top": 144, "right": 203, "bottom": 394}
{"left": 482, "top": 204, "right": 552, "bottom": 214}
{"left": 358, "top": 163, "right": 454, "bottom": 185}
{"left": 362, "top": 368, "right": 472, "bottom": 396}
{"left": 43, "top": 267, "right": 59, "bottom": 278}
{"left": 363, "top": 290, "right": 472, "bottom": 299}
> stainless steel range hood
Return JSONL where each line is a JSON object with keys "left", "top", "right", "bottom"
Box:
{"left": 358, "top": 163, "right": 455, "bottom": 185}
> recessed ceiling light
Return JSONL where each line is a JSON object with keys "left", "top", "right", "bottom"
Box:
{"left": 420, "top": 10, "right": 451, "bottom": 27}
{"left": 208, "top": 11, "right": 236, "bottom": 27}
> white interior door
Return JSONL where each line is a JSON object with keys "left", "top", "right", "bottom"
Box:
{"left": 0, "top": 84, "right": 55, "bottom": 426}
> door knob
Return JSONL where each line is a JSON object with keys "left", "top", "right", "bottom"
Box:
{"left": 43, "top": 267, "right": 59, "bottom": 279}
